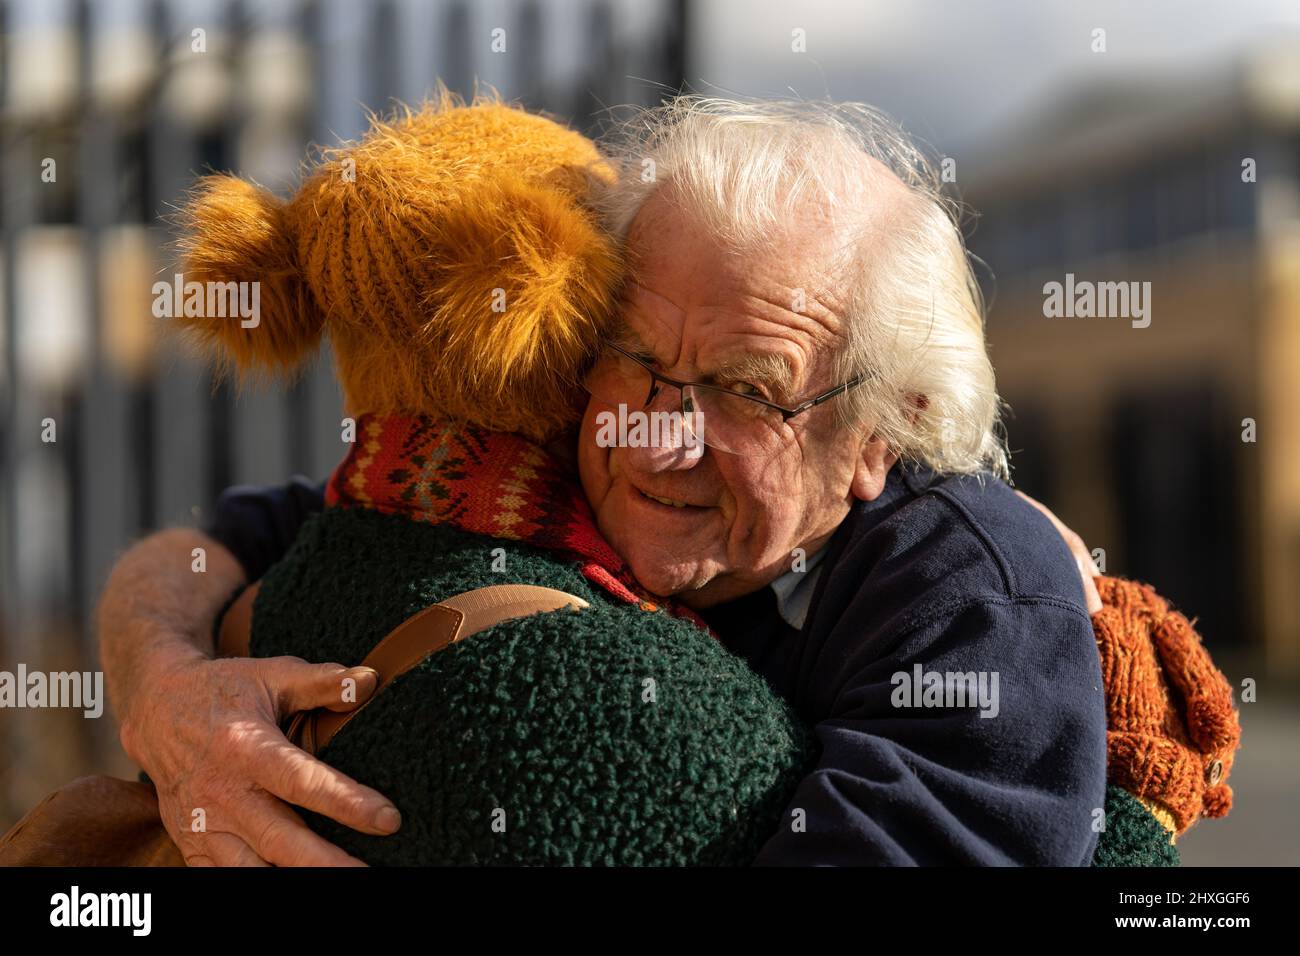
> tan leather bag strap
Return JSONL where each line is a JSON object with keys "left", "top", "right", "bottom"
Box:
{"left": 218, "top": 581, "right": 589, "bottom": 754}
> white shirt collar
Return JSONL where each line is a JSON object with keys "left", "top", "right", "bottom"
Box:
{"left": 768, "top": 545, "right": 828, "bottom": 630}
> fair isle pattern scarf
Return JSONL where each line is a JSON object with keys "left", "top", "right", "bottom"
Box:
{"left": 325, "top": 414, "right": 708, "bottom": 629}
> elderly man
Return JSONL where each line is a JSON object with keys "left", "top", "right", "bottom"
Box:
{"left": 99, "top": 97, "right": 1106, "bottom": 866}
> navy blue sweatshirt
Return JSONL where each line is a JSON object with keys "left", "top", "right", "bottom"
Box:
{"left": 205, "top": 464, "right": 1106, "bottom": 866}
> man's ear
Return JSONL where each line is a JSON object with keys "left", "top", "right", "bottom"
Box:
{"left": 850, "top": 433, "right": 898, "bottom": 502}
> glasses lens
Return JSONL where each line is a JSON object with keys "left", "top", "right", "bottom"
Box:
{"left": 682, "top": 385, "right": 788, "bottom": 457}
{"left": 583, "top": 349, "right": 652, "bottom": 407}
{"left": 582, "top": 348, "right": 791, "bottom": 457}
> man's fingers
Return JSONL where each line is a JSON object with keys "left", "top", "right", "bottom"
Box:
{"left": 1079, "top": 566, "right": 1103, "bottom": 615}
{"left": 1016, "top": 489, "right": 1092, "bottom": 568}
{"left": 1015, "top": 490, "right": 1103, "bottom": 614}
{"left": 235, "top": 791, "right": 369, "bottom": 867}
{"left": 247, "top": 731, "right": 401, "bottom": 837}
{"left": 264, "top": 657, "right": 378, "bottom": 716}
{"left": 182, "top": 830, "right": 271, "bottom": 868}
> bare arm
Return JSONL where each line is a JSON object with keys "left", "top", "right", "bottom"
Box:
{"left": 97, "top": 528, "right": 402, "bottom": 866}
{"left": 98, "top": 528, "right": 241, "bottom": 721}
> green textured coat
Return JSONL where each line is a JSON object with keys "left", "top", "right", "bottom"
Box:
{"left": 247, "top": 506, "right": 813, "bottom": 866}
{"left": 243, "top": 506, "right": 1178, "bottom": 866}
{"left": 1092, "top": 786, "right": 1180, "bottom": 867}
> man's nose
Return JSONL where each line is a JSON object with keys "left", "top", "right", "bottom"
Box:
{"left": 623, "top": 386, "right": 705, "bottom": 472}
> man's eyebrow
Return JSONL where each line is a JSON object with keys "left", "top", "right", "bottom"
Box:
{"left": 711, "top": 351, "right": 797, "bottom": 396}
{"left": 610, "top": 326, "right": 797, "bottom": 397}
{"left": 611, "top": 326, "right": 653, "bottom": 354}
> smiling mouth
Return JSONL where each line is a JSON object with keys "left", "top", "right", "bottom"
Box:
{"left": 639, "top": 489, "right": 693, "bottom": 509}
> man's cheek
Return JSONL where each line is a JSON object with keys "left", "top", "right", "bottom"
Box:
{"left": 729, "top": 474, "right": 798, "bottom": 555}
{"left": 576, "top": 415, "right": 613, "bottom": 505}
{"left": 737, "top": 458, "right": 800, "bottom": 516}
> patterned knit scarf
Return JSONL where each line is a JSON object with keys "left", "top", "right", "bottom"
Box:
{"left": 325, "top": 413, "right": 708, "bottom": 629}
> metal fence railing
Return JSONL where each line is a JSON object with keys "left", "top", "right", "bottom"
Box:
{"left": 0, "top": 0, "right": 688, "bottom": 828}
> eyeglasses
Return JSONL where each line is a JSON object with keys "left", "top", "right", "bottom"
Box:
{"left": 582, "top": 342, "right": 868, "bottom": 456}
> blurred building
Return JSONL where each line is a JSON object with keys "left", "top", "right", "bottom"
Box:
{"left": 965, "top": 44, "right": 1300, "bottom": 681}
{"left": 0, "top": 0, "right": 686, "bottom": 830}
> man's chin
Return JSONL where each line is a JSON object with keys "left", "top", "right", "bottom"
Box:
{"left": 623, "top": 552, "right": 714, "bottom": 601}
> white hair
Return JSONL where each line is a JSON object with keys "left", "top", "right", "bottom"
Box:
{"left": 597, "top": 96, "right": 1008, "bottom": 479}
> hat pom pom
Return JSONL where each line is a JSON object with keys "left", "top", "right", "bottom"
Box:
{"left": 1202, "top": 783, "right": 1233, "bottom": 819}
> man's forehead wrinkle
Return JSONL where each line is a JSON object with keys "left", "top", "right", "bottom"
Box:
{"left": 688, "top": 236, "right": 845, "bottom": 327}
{"left": 805, "top": 282, "right": 850, "bottom": 326}
{"left": 621, "top": 272, "right": 846, "bottom": 390}
{"left": 627, "top": 281, "right": 685, "bottom": 315}
{"left": 627, "top": 308, "right": 685, "bottom": 365}
{"left": 727, "top": 289, "right": 845, "bottom": 346}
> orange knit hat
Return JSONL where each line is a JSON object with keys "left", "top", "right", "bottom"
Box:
{"left": 1093, "top": 575, "right": 1241, "bottom": 836}
{"left": 174, "top": 90, "right": 622, "bottom": 443}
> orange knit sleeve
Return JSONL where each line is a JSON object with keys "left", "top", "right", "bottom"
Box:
{"left": 1092, "top": 576, "right": 1241, "bottom": 834}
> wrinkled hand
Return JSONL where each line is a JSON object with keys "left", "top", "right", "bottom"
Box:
{"left": 1016, "top": 490, "right": 1102, "bottom": 614}
{"left": 119, "top": 653, "right": 399, "bottom": 866}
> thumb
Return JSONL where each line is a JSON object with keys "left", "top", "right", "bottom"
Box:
{"left": 261, "top": 658, "right": 379, "bottom": 718}
{"left": 1079, "top": 561, "right": 1103, "bottom": 615}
